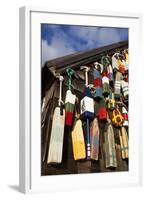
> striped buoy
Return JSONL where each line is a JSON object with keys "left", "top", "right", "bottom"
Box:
{"left": 65, "top": 68, "right": 76, "bottom": 126}
{"left": 93, "top": 62, "right": 103, "bottom": 99}
{"left": 80, "top": 66, "right": 94, "bottom": 159}
{"left": 104, "top": 119, "right": 117, "bottom": 168}
{"left": 122, "top": 106, "right": 128, "bottom": 126}
{"left": 90, "top": 118, "right": 100, "bottom": 160}
{"left": 81, "top": 87, "right": 94, "bottom": 119}
{"left": 119, "top": 127, "right": 129, "bottom": 159}
{"left": 102, "top": 68, "right": 110, "bottom": 97}
{"left": 101, "top": 56, "right": 110, "bottom": 97}
{"left": 114, "top": 71, "right": 122, "bottom": 98}
{"left": 98, "top": 98, "right": 107, "bottom": 121}
{"left": 121, "top": 80, "right": 129, "bottom": 98}
{"left": 108, "top": 90, "right": 115, "bottom": 110}
{"left": 107, "top": 63, "right": 114, "bottom": 83}
{"left": 65, "top": 90, "right": 76, "bottom": 126}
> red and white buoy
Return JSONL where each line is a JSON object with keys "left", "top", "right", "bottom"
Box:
{"left": 122, "top": 106, "right": 128, "bottom": 126}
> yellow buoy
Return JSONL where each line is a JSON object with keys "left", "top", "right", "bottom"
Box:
{"left": 72, "top": 119, "right": 86, "bottom": 160}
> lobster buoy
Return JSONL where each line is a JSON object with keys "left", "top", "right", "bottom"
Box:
{"left": 119, "top": 127, "right": 129, "bottom": 159}
{"left": 71, "top": 117, "right": 86, "bottom": 160}
{"left": 118, "top": 59, "right": 126, "bottom": 74}
{"left": 112, "top": 53, "right": 119, "bottom": 72}
{"left": 93, "top": 64, "right": 103, "bottom": 100}
{"left": 114, "top": 72, "right": 122, "bottom": 98}
{"left": 104, "top": 118, "right": 117, "bottom": 168}
{"left": 112, "top": 108, "right": 124, "bottom": 127}
{"left": 47, "top": 75, "right": 65, "bottom": 164}
{"left": 121, "top": 80, "right": 129, "bottom": 99}
{"left": 65, "top": 90, "right": 76, "bottom": 126}
{"left": 102, "top": 69, "right": 110, "bottom": 97}
{"left": 108, "top": 90, "right": 115, "bottom": 110}
{"left": 80, "top": 66, "right": 94, "bottom": 159}
{"left": 98, "top": 98, "right": 107, "bottom": 121}
{"left": 107, "top": 63, "right": 114, "bottom": 84}
{"left": 122, "top": 106, "right": 128, "bottom": 126}
{"left": 124, "top": 49, "right": 129, "bottom": 70}
{"left": 90, "top": 118, "right": 100, "bottom": 160}
{"left": 80, "top": 87, "right": 94, "bottom": 119}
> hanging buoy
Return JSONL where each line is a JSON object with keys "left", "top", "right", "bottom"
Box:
{"left": 90, "top": 118, "right": 100, "bottom": 160}
{"left": 80, "top": 66, "right": 94, "bottom": 160}
{"left": 107, "top": 63, "right": 114, "bottom": 83}
{"left": 108, "top": 90, "right": 115, "bottom": 110}
{"left": 118, "top": 59, "right": 126, "bottom": 74}
{"left": 124, "top": 49, "right": 129, "bottom": 70}
{"left": 81, "top": 87, "right": 94, "bottom": 119}
{"left": 121, "top": 80, "right": 129, "bottom": 99}
{"left": 123, "top": 73, "right": 128, "bottom": 82}
{"left": 47, "top": 75, "right": 65, "bottom": 164}
{"left": 119, "top": 127, "right": 129, "bottom": 159}
{"left": 112, "top": 53, "right": 119, "bottom": 72}
{"left": 104, "top": 118, "right": 117, "bottom": 168}
{"left": 102, "top": 69, "right": 110, "bottom": 97}
{"left": 98, "top": 98, "right": 107, "bottom": 121}
{"left": 65, "top": 90, "right": 76, "bottom": 126}
{"left": 101, "top": 57, "right": 110, "bottom": 97}
{"left": 71, "top": 115, "right": 86, "bottom": 160}
{"left": 93, "top": 62, "right": 103, "bottom": 100}
{"left": 65, "top": 68, "right": 76, "bottom": 126}
{"left": 112, "top": 108, "right": 124, "bottom": 127}
{"left": 122, "top": 106, "right": 128, "bottom": 126}
{"left": 114, "top": 71, "right": 122, "bottom": 98}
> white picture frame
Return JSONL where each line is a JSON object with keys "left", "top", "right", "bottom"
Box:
{"left": 19, "top": 6, "right": 143, "bottom": 194}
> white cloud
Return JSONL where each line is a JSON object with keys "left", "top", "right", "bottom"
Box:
{"left": 41, "top": 38, "right": 75, "bottom": 66}
{"left": 69, "top": 26, "right": 100, "bottom": 47}
{"left": 69, "top": 26, "right": 98, "bottom": 39}
{"left": 42, "top": 25, "right": 126, "bottom": 66}
{"left": 68, "top": 26, "right": 122, "bottom": 48}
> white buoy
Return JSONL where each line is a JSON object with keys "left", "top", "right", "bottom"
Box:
{"left": 47, "top": 75, "right": 65, "bottom": 164}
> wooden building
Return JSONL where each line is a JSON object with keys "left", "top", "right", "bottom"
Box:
{"left": 41, "top": 40, "right": 128, "bottom": 176}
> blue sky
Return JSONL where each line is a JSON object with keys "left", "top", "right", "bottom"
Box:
{"left": 41, "top": 24, "right": 128, "bottom": 65}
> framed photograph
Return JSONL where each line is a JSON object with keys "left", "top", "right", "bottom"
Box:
{"left": 19, "top": 6, "right": 142, "bottom": 193}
